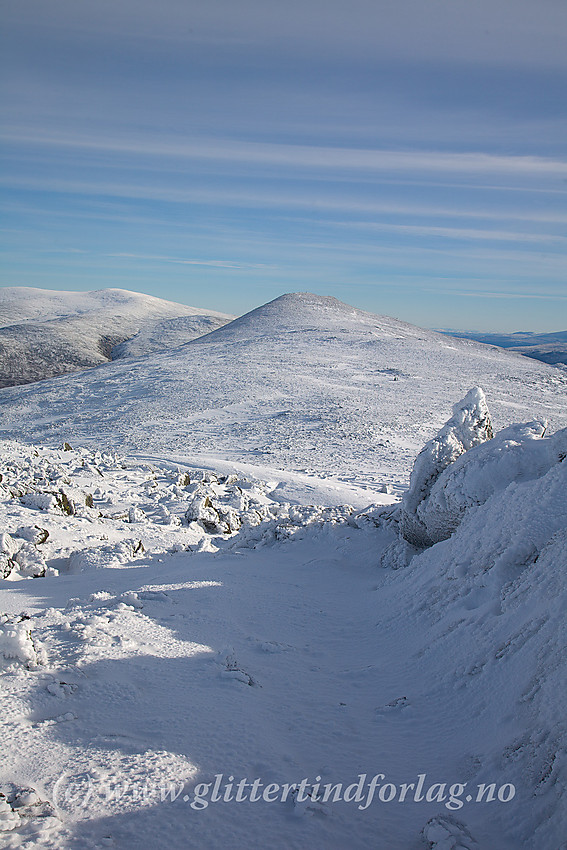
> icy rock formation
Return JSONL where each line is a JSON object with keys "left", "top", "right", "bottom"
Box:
{"left": 399, "top": 387, "right": 493, "bottom": 547}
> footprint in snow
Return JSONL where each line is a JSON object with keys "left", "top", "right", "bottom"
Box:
{"left": 34, "top": 711, "right": 77, "bottom": 726}
{"left": 251, "top": 638, "right": 293, "bottom": 654}
{"left": 291, "top": 786, "right": 331, "bottom": 818}
{"left": 217, "top": 647, "right": 258, "bottom": 687}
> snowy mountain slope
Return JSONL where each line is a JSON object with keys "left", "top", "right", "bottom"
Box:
{"left": 0, "top": 288, "right": 232, "bottom": 387}
{"left": 0, "top": 293, "right": 565, "bottom": 497}
{"left": 111, "top": 315, "right": 235, "bottom": 361}
{"left": 510, "top": 342, "right": 567, "bottom": 367}
{"left": 0, "top": 397, "right": 565, "bottom": 849}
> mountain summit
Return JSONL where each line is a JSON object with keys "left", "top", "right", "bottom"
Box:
{"left": 192, "top": 292, "right": 436, "bottom": 344}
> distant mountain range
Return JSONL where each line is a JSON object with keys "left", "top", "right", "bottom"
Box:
{"left": 441, "top": 328, "right": 567, "bottom": 367}
{"left": 0, "top": 287, "right": 233, "bottom": 387}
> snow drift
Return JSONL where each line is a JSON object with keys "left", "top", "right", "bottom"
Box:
{"left": 385, "top": 392, "right": 567, "bottom": 848}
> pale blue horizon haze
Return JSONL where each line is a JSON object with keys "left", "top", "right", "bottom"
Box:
{"left": 1, "top": 0, "right": 566, "bottom": 331}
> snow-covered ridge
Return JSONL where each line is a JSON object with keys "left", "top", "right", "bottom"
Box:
{"left": 443, "top": 327, "right": 567, "bottom": 368}
{"left": 0, "top": 287, "right": 233, "bottom": 387}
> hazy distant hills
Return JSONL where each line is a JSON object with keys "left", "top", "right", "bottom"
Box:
{"left": 1, "top": 292, "right": 565, "bottom": 488}
{"left": 443, "top": 328, "right": 567, "bottom": 367}
{"left": 0, "top": 287, "right": 233, "bottom": 387}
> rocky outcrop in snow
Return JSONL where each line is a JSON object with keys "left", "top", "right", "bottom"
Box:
{"left": 0, "top": 441, "right": 358, "bottom": 580}
{"left": 418, "top": 418, "right": 566, "bottom": 544}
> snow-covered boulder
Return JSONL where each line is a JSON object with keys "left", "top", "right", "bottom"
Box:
{"left": 0, "top": 797, "right": 21, "bottom": 832}
{"left": 13, "top": 543, "right": 47, "bottom": 577}
{"left": 0, "top": 615, "right": 46, "bottom": 668}
{"left": 399, "top": 387, "right": 493, "bottom": 547}
{"left": 0, "top": 533, "right": 20, "bottom": 579}
{"left": 394, "top": 387, "right": 567, "bottom": 560}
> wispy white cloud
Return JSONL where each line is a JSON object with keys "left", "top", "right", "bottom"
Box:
{"left": 3, "top": 175, "right": 566, "bottom": 238}
{"left": 6, "top": 196, "right": 567, "bottom": 229}
{"left": 3, "top": 129, "right": 567, "bottom": 177}
{"left": 323, "top": 221, "right": 567, "bottom": 245}
{"left": 108, "top": 252, "right": 275, "bottom": 270}
{"left": 444, "top": 289, "right": 567, "bottom": 301}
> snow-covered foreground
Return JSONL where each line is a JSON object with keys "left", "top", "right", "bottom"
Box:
{"left": 1, "top": 393, "right": 566, "bottom": 849}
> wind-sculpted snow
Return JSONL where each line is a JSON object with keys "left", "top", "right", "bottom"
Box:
{"left": 401, "top": 456, "right": 567, "bottom": 849}
{"left": 419, "top": 419, "right": 567, "bottom": 544}
{"left": 393, "top": 388, "right": 567, "bottom": 554}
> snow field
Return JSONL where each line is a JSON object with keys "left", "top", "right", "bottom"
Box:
{"left": 1, "top": 393, "right": 566, "bottom": 848}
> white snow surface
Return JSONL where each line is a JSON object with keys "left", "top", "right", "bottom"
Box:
{"left": 111, "top": 315, "right": 233, "bottom": 360}
{"left": 0, "top": 412, "right": 566, "bottom": 847}
{"left": 0, "top": 292, "right": 566, "bottom": 849}
{"left": 0, "top": 287, "right": 232, "bottom": 387}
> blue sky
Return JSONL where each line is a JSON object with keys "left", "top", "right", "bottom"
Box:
{"left": 1, "top": 0, "right": 566, "bottom": 331}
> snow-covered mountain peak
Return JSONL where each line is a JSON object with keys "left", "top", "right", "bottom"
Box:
{"left": 0, "top": 286, "right": 231, "bottom": 328}
{"left": 190, "top": 291, "right": 439, "bottom": 347}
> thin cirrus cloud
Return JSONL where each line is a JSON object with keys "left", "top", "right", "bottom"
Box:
{"left": 108, "top": 252, "right": 275, "bottom": 271}
{"left": 5, "top": 0, "right": 567, "bottom": 69}
{"left": 2, "top": 175, "right": 564, "bottom": 249}
{"left": 2, "top": 0, "right": 567, "bottom": 330}
{"left": 3, "top": 129, "right": 567, "bottom": 178}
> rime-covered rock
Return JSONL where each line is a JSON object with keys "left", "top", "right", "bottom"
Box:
{"left": 0, "top": 615, "right": 45, "bottom": 667}
{"left": 399, "top": 387, "right": 493, "bottom": 547}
